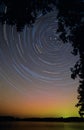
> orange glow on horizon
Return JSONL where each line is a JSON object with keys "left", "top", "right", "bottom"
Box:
{"left": 0, "top": 87, "right": 79, "bottom": 118}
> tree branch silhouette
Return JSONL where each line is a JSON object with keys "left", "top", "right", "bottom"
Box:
{"left": 0, "top": 0, "right": 56, "bottom": 31}
{"left": 56, "top": 0, "right": 84, "bottom": 117}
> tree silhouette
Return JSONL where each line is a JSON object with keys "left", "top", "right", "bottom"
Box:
{"left": 0, "top": 0, "right": 56, "bottom": 31}
{"left": 56, "top": 0, "right": 84, "bottom": 117}
{"left": 0, "top": 0, "right": 84, "bottom": 117}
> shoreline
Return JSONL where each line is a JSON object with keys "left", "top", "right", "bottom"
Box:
{"left": 0, "top": 116, "right": 84, "bottom": 122}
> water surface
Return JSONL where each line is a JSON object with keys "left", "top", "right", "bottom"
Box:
{"left": 0, "top": 122, "right": 84, "bottom": 130}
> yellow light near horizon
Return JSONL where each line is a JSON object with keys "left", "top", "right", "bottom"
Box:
{"left": 0, "top": 91, "right": 79, "bottom": 118}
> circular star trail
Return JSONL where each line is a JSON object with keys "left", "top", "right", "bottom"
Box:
{"left": 0, "top": 11, "right": 78, "bottom": 91}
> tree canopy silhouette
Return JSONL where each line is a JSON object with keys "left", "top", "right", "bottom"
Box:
{"left": 56, "top": 0, "right": 84, "bottom": 117}
{"left": 0, "top": 0, "right": 56, "bottom": 31}
{"left": 0, "top": 0, "right": 84, "bottom": 117}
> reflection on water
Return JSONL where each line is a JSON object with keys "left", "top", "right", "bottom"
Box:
{"left": 0, "top": 122, "right": 84, "bottom": 130}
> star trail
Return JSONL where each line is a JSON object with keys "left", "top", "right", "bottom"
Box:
{"left": 0, "top": 11, "right": 79, "bottom": 117}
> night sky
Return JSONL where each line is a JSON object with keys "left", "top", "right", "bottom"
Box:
{"left": 0, "top": 11, "right": 79, "bottom": 117}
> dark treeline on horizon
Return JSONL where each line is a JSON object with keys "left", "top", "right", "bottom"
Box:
{"left": 0, "top": 116, "right": 84, "bottom": 122}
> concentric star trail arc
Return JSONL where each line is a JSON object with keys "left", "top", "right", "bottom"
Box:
{"left": 0, "top": 11, "right": 79, "bottom": 93}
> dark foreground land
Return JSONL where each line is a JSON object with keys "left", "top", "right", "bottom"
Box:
{"left": 0, "top": 116, "right": 84, "bottom": 122}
